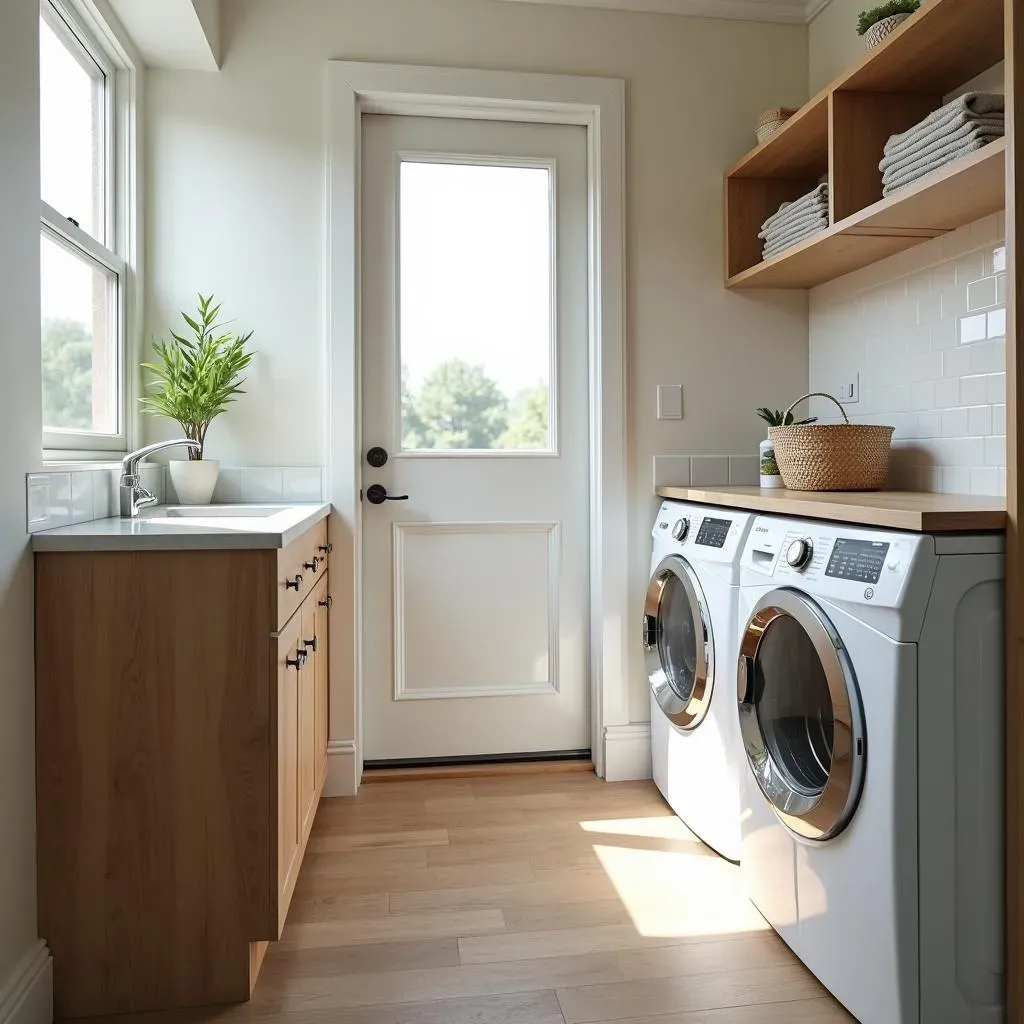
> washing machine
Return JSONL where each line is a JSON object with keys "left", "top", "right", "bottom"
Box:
{"left": 644, "top": 500, "right": 754, "bottom": 861}
{"left": 736, "top": 515, "right": 1004, "bottom": 1023}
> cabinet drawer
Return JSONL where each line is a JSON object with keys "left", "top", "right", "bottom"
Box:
{"left": 277, "top": 519, "right": 329, "bottom": 628}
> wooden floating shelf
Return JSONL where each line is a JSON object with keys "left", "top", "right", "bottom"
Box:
{"left": 654, "top": 486, "right": 1007, "bottom": 533}
{"left": 726, "top": 140, "right": 1006, "bottom": 289}
{"left": 723, "top": 0, "right": 1005, "bottom": 289}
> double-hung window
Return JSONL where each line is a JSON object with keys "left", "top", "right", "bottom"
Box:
{"left": 40, "top": 0, "right": 132, "bottom": 455}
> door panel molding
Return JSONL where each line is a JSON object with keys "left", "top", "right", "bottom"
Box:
{"left": 327, "top": 62, "right": 627, "bottom": 792}
{"left": 392, "top": 521, "right": 561, "bottom": 701}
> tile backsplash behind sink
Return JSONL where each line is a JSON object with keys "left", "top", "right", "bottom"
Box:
{"left": 26, "top": 465, "right": 325, "bottom": 534}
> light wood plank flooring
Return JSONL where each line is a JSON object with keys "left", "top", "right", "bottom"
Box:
{"left": 81, "top": 773, "right": 853, "bottom": 1023}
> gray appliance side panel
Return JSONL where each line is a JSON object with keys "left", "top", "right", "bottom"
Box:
{"left": 918, "top": 552, "right": 1005, "bottom": 1023}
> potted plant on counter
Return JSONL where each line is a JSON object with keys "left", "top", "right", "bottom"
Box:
{"left": 141, "top": 293, "right": 254, "bottom": 505}
{"left": 857, "top": 0, "right": 919, "bottom": 50}
{"left": 756, "top": 405, "right": 816, "bottom": 488}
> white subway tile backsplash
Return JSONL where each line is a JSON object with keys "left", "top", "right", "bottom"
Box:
{"left": 652, "top": 455, "right": 690, "bottom": 488}
{"left": 283, "top": 467, "right": 324, "bottom": 502}
{"left": 690, "top": 456, "right": 730, "bottom": 487}
{"left": 27, "top": 475, "right": 48, "bottom": 528}
{"left": 241, "top": 467, "right": 284, "bottom": 500}
{"left": 810, "top": 220, "right": 1008, "bottom": 497}
{"left": 71, "top": 472, "right": 93, "bottom": 523}
{"left": 728, "top": 456, "right": 759, "bottom": 486}
{"left": 46, "top": 474, "right": 71, "bottom": 529}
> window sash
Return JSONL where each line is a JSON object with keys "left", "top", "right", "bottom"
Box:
{"left": 40, "top": 0, "right": 131, "bottom": 457}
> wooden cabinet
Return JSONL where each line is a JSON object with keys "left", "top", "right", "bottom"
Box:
{"left": 35, "top": 519, "right": 331, "bottom": 1019}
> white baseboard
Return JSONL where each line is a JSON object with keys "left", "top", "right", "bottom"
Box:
{"left": 0, "top": 942, "right": 52, "bottom": 1024}
{"left": 324, "top": 738, "right": 359, "bottom": 796}
{"left": 602, "top": 723, "right": 652, "bottom": 781}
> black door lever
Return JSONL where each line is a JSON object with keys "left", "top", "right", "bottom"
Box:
{"left": 365, "top": 484, "right": 409, "bottom": 505}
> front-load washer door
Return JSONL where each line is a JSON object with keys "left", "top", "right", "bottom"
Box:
{"left": 737, "top": 588, "right": 866, "bottom": 841}
{"left": 643, "top": 555, "right": 714, "bottom": 729}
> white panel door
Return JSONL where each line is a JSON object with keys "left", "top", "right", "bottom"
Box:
{"left": 360, "top": 114, "right": 590, "bottom": 762}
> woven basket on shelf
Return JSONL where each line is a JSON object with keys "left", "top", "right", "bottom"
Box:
{"left": 863, "top": 12, "right": 911, "bottom": 50}
{"left": 769, "top": 392, "right": 894, "bottom": 491}
{"left": 756, "top": 107, "right": 798, "bottom": 144}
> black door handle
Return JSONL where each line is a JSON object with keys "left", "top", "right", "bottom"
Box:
{"left": 365, "top": 484, "right": 409, "bottom": 505}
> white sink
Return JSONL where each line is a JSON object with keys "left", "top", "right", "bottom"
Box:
{"left": 159, "top": 505, "right": 284, "bottom": 519}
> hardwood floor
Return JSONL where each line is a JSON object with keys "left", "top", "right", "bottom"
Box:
{"left": 78, "top": 773, "right": 852, "bottom": 1023}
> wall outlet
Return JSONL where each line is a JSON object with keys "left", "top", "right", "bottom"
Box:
{"left": 836, "top": 374, "right": 859, "bottom": 404}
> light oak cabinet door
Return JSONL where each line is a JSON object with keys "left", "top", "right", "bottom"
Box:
{"left": 276, "top": 611, "right": 303, "bottom": 935}
{"left": 313, "top": 574, "right": 330, "bottom": 789}
{"left": 298, "top": 595, "right": 318, "bottom": 840}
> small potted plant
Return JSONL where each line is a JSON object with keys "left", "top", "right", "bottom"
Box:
{"left": 141, "top": 293, "right": 254, "bottom": 505}
{"left": 857, "top": 0, "right": 920, "bottom": 50}
{"left": 756, "top": 406, "right": 816, "bottom": 488}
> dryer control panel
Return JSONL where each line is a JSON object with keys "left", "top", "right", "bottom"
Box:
{"left": 740, "top": 516, "right": 927, "bottom": 608}
{"left": 652, "top": 501, "right": 752, "bottom": 565}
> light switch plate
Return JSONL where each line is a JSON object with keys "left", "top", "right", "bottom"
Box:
{"left": 657, "top": 384, "right": 683, "bottom": 420}
{"left": 836, "top": 374, "right": 859, "bottom": 404}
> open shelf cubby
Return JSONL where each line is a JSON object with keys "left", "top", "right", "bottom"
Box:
{"left": 724, "top": 0, "right": 1005, "bottom": 289}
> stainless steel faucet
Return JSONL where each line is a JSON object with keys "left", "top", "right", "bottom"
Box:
{"left": 119, "top": 439, "right": 202, "bottom": 518}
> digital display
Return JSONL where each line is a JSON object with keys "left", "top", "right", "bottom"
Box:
{"left": 825, "top": 538, "right": 889, "bottom": 584}
{"left": 695, "top": 517, "right": 731, "bottom": 548}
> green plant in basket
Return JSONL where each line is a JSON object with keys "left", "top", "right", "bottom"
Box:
{"left": 857, "top": 0, "right": 919, "bottom": 35}
{"left": 756, "top": 407, "right": 817, "bottom": 428}
{"left": 140, "top": 293, "right": 254, "bottom": 459}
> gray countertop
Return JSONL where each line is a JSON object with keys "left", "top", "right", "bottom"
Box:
{"left": 31, "top": 503, "right": 332, "bottom": 552}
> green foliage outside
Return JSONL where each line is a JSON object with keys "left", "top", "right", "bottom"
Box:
{"left": 42, "top": 317, "right": 93, "bottom": 430}
{"left": 857, "top": 0, "right": 919, "bottom": 35}
{"left": 403, "top": 358, "right": 549, "bottom": 451}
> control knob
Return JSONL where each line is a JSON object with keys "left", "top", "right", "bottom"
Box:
{"left": 786, "top": 537, "right": 813, "bottom": 571}
{"left": 671, "top": 517, "right": 690, "bottom": 541}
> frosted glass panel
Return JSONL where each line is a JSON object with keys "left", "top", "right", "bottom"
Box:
{"left": 399, "top": 160, "right": 553, "bottom": 451}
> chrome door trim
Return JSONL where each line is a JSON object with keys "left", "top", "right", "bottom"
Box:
{"left": 737, "top": 587, "right": 865, "bottom": 841}
{"left": 643, "top": 555, "right": 714, "bottom": 729}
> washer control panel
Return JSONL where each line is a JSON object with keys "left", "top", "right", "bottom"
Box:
{"left": 741, "top": 516, "right": 924, "bottom": 607}
{"left": 652, "top": 502, "right": 752, "bottom": 563}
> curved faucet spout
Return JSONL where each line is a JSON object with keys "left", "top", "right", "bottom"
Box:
{"left": 119, "top": 439, "right": 203, "bottom": 517}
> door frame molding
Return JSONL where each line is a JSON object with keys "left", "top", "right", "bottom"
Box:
{"left": 325, "top": 61, "right": 628, "bottom": 793}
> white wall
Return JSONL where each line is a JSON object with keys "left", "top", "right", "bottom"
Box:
{"left": 0, "top": 0, "right": 44, "bottom": 1010}
{"left": 145, "top": 0, "right": 809, "bottom": 726}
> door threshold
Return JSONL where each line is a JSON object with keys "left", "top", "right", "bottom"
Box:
{"left": 362, "top": 750, "right": 594, "bottom": 782}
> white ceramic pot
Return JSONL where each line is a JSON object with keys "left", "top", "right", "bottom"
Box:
{"left": 759, "top": 436, "right": 784, "bottom": 489}
{"left": 864, "top": 12, "right": 911, "bottom": 50}
{"left": 168, "top": 458, "right": 219, "bottom": 505}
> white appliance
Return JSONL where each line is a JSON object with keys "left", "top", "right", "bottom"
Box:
{"left": 644, "top": 500, "right": 754, "bottom": 861}
{"left": 737, "top": 515, "right": 1004, "bottom": 1023}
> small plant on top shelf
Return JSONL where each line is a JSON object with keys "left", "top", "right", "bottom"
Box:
{"left": 756, "top": 407, "right": 816, "bottom": 489}
{"left": 756, "top": 407, "right": 817, "bottom": 428}
{"left": 857, "top": 0, "right": 920, "bottom": 48}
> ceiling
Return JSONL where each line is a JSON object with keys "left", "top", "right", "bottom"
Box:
{"left": 493, "top": 0, "right": 833, "bottom": 24}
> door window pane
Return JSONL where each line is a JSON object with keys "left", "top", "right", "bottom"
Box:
{"left": 658, "top": 573, "right": 698, "bottom": 703}
{"left": 40, "top": 12, "right": 105, "bottom": 241}
{"left": 399, "top": 160, "right": 553, "bottom": 452}
{"left": 41, "top": 232, "right": 118, "bottom": 434}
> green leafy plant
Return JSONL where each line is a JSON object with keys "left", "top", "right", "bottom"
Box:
{"left": 857, "top": 0, "right": 919, "bottom": 35}
{"left": 756, "top": 406, "right": 817, "bottom": 427}
{"left": 140, "top": 293, "right": 254, "bottom": 460}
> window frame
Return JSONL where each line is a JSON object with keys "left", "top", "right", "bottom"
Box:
{"left": 39, "top": 0, "right": 139, "bottom": 460}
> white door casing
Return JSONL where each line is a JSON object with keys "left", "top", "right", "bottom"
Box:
{"left": 360, "top": 114, "right": 590, "bottom": 761}
{"left": 325, "top": 63, "right": 629, "bottom": 793}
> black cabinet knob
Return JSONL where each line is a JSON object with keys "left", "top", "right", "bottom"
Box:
{"left": 304, "top": 635, "right": 318, "bottom": 653}
{"left": 303, "top": 556, "right": 320, "bottom": 572}
{"left": 285, "top": 574, "right": 303, "bottom": 590}
{"left": 318, "top": 543, "right": 333, "bottom": 554}
{"left": 318, "top": 596, "right": 333, "bottom": 609}
{"left": 286, "top": 648, "right": 307, "bottom": 669}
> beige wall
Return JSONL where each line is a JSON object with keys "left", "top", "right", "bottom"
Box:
{"left": 146, "top": 0, "right": 809, "bottom": 726}
{"left": 0, "top": 0, "right": 43, "bottom": 997}
{"left": 807, "top": 0, "right": 864, "bottom": 94}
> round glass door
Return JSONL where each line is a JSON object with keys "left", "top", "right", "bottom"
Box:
{"left": 643, "top": 556, "right": 714, "bottom": 729}
{"left": 737, "top": 588, "right": 865, "bottom": 840}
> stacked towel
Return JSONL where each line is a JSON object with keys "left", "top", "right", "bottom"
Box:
{"left": 758, "top": 182, "right": 829, "bottom": 259}
{"left": 880, "top": 93, "right": 1004, "bottom": 196}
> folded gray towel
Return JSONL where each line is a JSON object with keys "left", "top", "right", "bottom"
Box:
{"left": 882, "top": 134, "right": 999, "bottom": 195}
{"left": 883, "top": 92, "right": 1005, "bottom": 159}
{"left": 760, "top": 183, "right": 829, "bottom": 232}
{"left": 759, "top": 208, "right": 829, "bottom": 243}
{"left": 882, "top": 126, "right": 1003, "bottom": 187}
{"left": 763, "top": 218, "right": 828, "bottom": 258}
{"left": 880, "top": 115, "right": 1004, "bottom": 173}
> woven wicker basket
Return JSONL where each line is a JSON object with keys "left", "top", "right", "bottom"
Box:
{"left": 863, "top": 12, "right": 911, "bottom": 50}
{"left": 769, "top": 392, "right": 894, "bottom": 491}
{"left": 756, "top": 107, "right": 798, "bottom": 144}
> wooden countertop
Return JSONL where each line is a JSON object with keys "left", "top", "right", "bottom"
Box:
{"left": 654, "top": 486, "right": 1006, "bottom": 533}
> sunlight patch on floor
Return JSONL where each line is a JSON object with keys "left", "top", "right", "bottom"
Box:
{"left": 590, "top": 841, "right": 769, "bottom": 938}
{"left": 578, "top": 815, "right": 701, "bottom": 840}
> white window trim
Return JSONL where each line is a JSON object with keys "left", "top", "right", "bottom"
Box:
{"left": 325, "top": 63, "right": 629, "bottom": 794}
{"left": 40, "top": 0, "right": 141, "bottom": 463}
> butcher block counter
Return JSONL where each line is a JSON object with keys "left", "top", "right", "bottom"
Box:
{"left": 654, "top": 486, "right": 1006, "bottom": 533}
